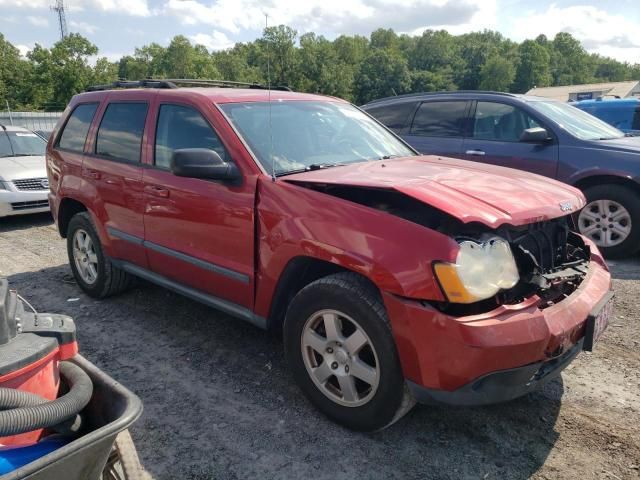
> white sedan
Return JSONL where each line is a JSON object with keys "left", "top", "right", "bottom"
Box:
{"left": 0, "top": 125, "right": 50, "bottom": 218}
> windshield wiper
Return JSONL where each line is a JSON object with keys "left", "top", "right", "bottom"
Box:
{"left": 276, "top": 163, "right": 347, "bottom": 177}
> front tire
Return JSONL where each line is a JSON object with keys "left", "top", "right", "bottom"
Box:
{"left": 578, "top": 185, "right": 640, "bottom": 258}
{"left": 66, "top": 212, "right": 132, "bottom": 298}
{"left": 284, "top": 272, "right": 414, "bottom": 431}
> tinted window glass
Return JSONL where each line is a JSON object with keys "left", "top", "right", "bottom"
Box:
{"left": 155, "top": 105, "right": 226, "bottom": 169}
{"left": 633, "top": 107, "right": 640, "bottom": 131}
{"left": 96, "top": 103, "right": 148, "bottom": 162}
{"left": 366, "top": 102, "right": 416, "bottom": 133}
{"left": 410, "top": 101, "right": 467, "bottom": 137}
{"left": 58, "top": 103, "right": 98, "bottom": 152}
{"left": 473, "top": 102, "right": 541, "bottom": 142}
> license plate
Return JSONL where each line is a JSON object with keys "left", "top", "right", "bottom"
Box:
{"left": 583, "top": 291, "right": 614, "bottom": 351}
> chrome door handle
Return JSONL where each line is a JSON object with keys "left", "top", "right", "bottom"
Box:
{"left": 465, "top": 150, "right": 486, "bottom": 156}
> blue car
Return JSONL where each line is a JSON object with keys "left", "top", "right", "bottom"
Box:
{"left": 362, "top": 91, "right": 640, "bottom": 258}
{"left": 573, "top": 98, "right": 640, "bottom": 136}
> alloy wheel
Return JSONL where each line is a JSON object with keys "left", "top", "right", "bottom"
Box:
{"left": 301, "top": 309, "right": 380, "bottom": 407}
{"left": 578, "top": 199, "right": 632, "bottom": 248}
{"left": 72, "top": 228, "right": 99, "bottom": 285}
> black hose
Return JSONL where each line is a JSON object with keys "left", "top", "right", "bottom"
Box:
{"left": 0, "top": 362, "right": 93, "bottom": 437}
{"left": 0, "top": 388, "right": 48, "bottom": 409}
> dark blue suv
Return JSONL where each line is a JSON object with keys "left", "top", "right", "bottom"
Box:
{"left": 363, "top": 91, "right": 640, "bottom": 258}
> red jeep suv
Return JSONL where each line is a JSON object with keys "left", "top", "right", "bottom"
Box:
{"left": 46, "top": 80, "right": 613, "bottom": 431}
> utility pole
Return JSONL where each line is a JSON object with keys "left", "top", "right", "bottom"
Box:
{"left": 51, "top": 0, "right": 68, "bottom": 41}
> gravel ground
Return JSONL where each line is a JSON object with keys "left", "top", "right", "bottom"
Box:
{"left": 1, "top": 213, "right": 638, "bottom": 480}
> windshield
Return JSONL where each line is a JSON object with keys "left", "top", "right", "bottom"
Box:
{"left": 0, "top": 131, "right": 46, "bottom": 158}
{"left": 529, "top": 101, "right": 625, "bottom": 140}
{"left": 219, "top": 101, "right": 415, "bottom": 175}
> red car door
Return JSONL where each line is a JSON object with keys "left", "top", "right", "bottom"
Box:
{"left": 82, "top": 92, "right": 154, "bottom": 267}
{"left": 141, "top": 98, "right": 257, "bottom": 318}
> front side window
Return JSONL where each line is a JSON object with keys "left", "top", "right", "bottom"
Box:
{"left": 366, "top": 102, "right": 416, "bottom": 133}
{"left": 96, "top": 103, "right": 148, "bottom": 162}
{"left": 472, "top": 102, "right": 541, "bottom": 142}
{"left": 155, "top": 104, "right": 226, "bottom": 169}
{"left": 58, "top": 103, "right": 98, "bottom": 152}
{"left": 410, "top": 101, "right": 467, "bottom": 137}
{"left": 220, "top": 101, "right": 415, "bottom": 176}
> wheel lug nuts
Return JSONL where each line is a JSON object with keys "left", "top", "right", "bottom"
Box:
{"left": 345, "top": 365, "right": 349, "bottom": 373}
{"left": 326, "top": 347, "right": 333, "bottom": 354}
{"left": 331, "top": 362, "right": 338, "bottom": 370}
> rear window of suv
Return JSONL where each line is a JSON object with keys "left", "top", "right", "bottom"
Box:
{"left": 410, "top": 101, "right": 467, "bottom": 137}
{"left": 58, "top": 103, "right": 98, "bottom": 152}
{"left": 96, "top": 103, "right": 148, "bottom": 163}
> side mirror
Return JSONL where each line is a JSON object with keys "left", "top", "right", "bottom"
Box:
{"left": 171, "top": 148, "right": 241, "bottom": 182}
{"left": 520, "top": 127, "right": 552, "bottom": 143}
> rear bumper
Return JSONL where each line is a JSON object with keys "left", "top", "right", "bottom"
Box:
{"left": 408, "top": 338, "right": 583, "bottom": 406}
{"left": 384, "top": 250, "right": 612, "bottom": 402}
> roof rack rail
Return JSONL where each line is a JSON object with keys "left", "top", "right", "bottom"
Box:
{"left": 364, "top": 90, "right": 517, "bottom": 105}
{"left": 85, "top": 78, "right": 293, "bottom": 93}
{"left": 162, "top": 78, "right": 292, "bottom": 91}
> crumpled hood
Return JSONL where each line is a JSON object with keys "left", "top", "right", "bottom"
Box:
{"left": 284, "top": 156, "right": 586, "bottom": 227}
{"left": 0, "top": 156, "right": 47, "bottom": 181}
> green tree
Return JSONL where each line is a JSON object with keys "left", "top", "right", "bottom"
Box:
{"left": 513, "top": 40, "right": 552, "bottom": 92}
{"left": 92, "top": 57, "right": 119, "bottom": 85}
{"left": 550, "top": 32, "right": 592, "bottom": 85}
{"left": 257, "top": 25, "right": 298, "bottom": 87}
{"left": 354, "top": 49, "right": 411, "bottom": 104}
{"left": 479, "top": 55, "right": 516, "bottom": 91}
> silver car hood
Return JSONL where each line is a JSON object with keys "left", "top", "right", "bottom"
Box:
{"left": 0, "top": 156, "right": 47, "bottom": 181}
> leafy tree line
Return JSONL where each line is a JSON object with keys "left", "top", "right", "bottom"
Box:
{"left": 1, "top": 26, "right": 639, "bottom": 111}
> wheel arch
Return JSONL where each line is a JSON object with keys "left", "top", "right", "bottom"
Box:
{"left": 573, "top": 174, "right": 640, "bottom": 195}
{"left": 266, "top": 256, "right": 380, "bottom": 335}
{"left": 57, "top": 197, "right": 88, "bottom": 238}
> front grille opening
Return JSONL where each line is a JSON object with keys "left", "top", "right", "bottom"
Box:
{"left": 433, "top": 217, "right": 590, "bottom": 316}
{"left": 12, "top": 178, "right": 49, "bottom": 191}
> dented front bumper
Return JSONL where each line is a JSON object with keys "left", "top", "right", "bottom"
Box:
{"left": 383, "top": 252, "right": 612, "bottom": 405}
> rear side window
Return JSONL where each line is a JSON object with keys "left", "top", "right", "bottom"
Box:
{"left": 96, "top": 103, "right": 148, "bottom": 163}
{"left": 410, "top": 101, "right": 467, "bottom": 137}
{"left": 366, "top": 102, "right": 416, "bottom": 133}
{"left": 154, "top": 104, "right": 227, "bottom": 169}
{"left": 58, "top": 103, "right": 98, "bottom": 152}
{"left": 633, "top": 107, "right": 640, "bottom": 131}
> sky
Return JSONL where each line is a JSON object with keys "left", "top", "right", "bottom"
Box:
{"left": 0, "top": 0, "right": 639, "bottom": 65}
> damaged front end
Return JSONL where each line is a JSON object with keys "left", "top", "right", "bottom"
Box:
{"left": 435, "top": 217, "right": 592, "bottom": 315}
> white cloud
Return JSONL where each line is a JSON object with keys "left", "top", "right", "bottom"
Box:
{"left": 509, "top": 5, "right": 640, "bottom": 64}
{"left": 0, "top": 0, "right": 150, "bottom": 16}
{"left": 189, "top": 31, "right": 235, "bottom": 51}
{"left": 26, "top": 15, "right": 49, "bottom": 27}
{"left": 69, "top": 20, "right": 99, "bottom": 34}
{"left": 163, "top": 0, "right": 494, "bottom": 36}
{"left": 16, "top": 44, "right": 32, "bottom": 57}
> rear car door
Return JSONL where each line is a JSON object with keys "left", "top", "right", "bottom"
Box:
{"left": 83, "top": 95, "right": 152, "bottom": 267}
{"left": 401, "top": 100, "right": 469, "bottom": 157}
{"left": 141, "top": 101, "right": 255, "bottom": 310}
{"left": 462, "top": 101, "right": 559, "bottom": 178}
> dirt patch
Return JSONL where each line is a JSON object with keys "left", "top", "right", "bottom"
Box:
{"left": 1, "top": 213, "right": 639, "bottom": 480}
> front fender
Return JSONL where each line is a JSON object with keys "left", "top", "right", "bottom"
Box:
{"left": 253, "top": 177, "right": 459, "bottom": 318}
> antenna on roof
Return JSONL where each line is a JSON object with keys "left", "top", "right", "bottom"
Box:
{"left": 265, "top": 13, "right": 276, "bottom": 182}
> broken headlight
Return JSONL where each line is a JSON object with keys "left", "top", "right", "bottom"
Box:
{"left": 434, "top": 237, "right": 519, "bottom": 303}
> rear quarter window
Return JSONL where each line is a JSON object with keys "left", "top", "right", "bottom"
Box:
{"left": 57, "top": 103, "right": 99, "bottom": 152}
{"left": 365, "top": 102, "right": 416, "bottom": 133}
{"left": 96, "top": 103, "right": 148, "bottom": 163}
{"left": 633, "top": 107, "right": 640, "bottom": 131}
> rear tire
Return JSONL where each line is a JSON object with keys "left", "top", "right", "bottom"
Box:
{"left": 578, "top": 185, "right": 640, "bottom": 258}
{"left": 66, "top": 212, "right": 133, "bottom": 298}
{"left": 284, "top": 272, "right": 414, "bottom": 431}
